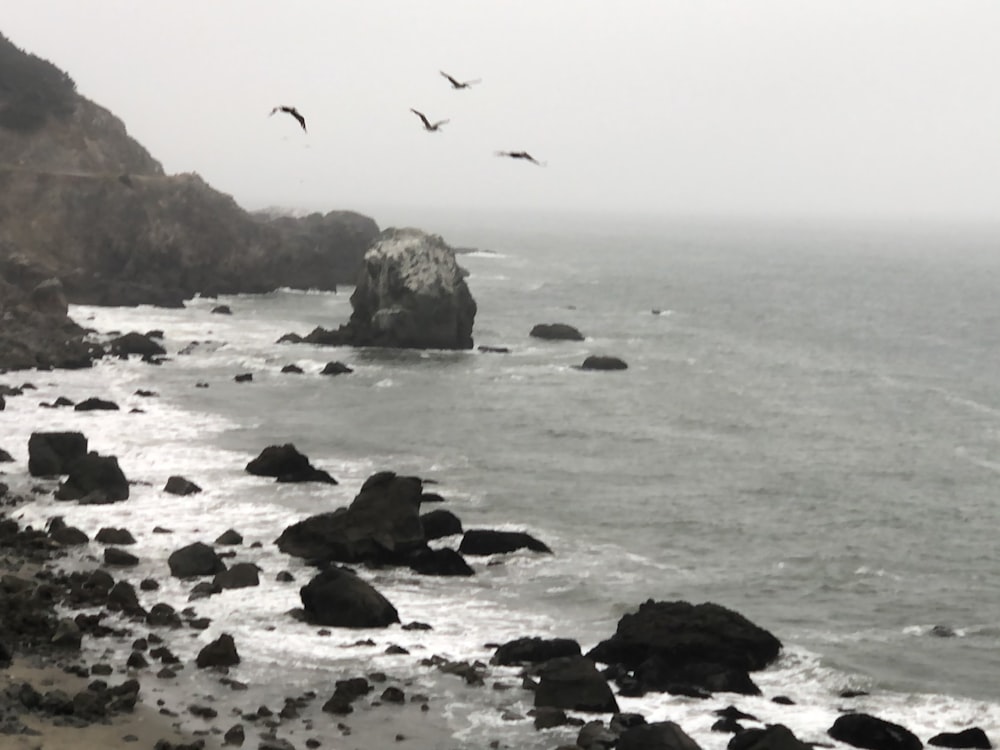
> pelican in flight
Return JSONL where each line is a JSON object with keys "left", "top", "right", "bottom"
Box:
{"left": 495, "top": 150, "right": 546, "bottom": 166}
{"left": 410, "top": 108, "right": 449, "bottom": 132}
{"left": 440, "top": 71, "right": 481, "bottom": 90}
{"left": 270, "top": 105, "right": 307, "bottom": 133}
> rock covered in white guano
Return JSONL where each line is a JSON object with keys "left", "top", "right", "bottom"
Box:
{"left": 299, "top": 228, "right": 476, "bottom": 350}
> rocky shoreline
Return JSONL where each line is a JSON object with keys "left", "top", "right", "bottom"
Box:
{"left": 2, "top": 385, "right": 995, "bottom": 750}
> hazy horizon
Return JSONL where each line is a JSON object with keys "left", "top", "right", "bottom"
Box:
{"left": 5, "top": 2, "right": 999, "bottom": 226}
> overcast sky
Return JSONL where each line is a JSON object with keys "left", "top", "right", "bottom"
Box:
{"left": 5, "top": 1, "right": 999, "bottom": 224}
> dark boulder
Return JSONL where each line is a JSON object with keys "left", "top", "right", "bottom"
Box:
{"left": 634, "top": 654, "right": 762, "bottom": 696}
{"left": 530, "top": 323, "right": 585, "bottom": 341}
{"left": 28, "top": 431, "right": 87, "bottom": 476}
{"left": 729, "top": 725, "right": 813, "bottom": 750}
{"left": 321, "top": 361, "right": 353, "bottom": 375}
{"left": 492, "top": 637, "right": 582, "bottom": 666}
{"left": 299, "top": 566, "right": 399, "bottom": 628}
{"left": 168, "top": 542, "right": 227, "bottom": 578}
{"left": 420, "top": 508, "right": 463, "bottom": 540}
{"left": 211, "top": 305, "right": 232, "bottom": 315}
{"left": 109, "top": 332, "right": 167, "bottom": 358}
{"left": 54, "top": 452, "right": 129, "bottom": 503}
{"left": 95, "top": 527, "right": 136, "bottom": 545}
{"left": 105, "top": 547, "right": 140, "bottom": 566}
{"left": 215, "top": 529, "right": 243, "bottom": 545}
{"left": 580, "top": 355, "right": 628, "bottom": 371}
{"left": 213, "top": 563, "right": 260, "bottom": 590}
{"left": 50, "top": 525, "right": 89, "bottom": 545}
{"left": 281, "top": 364, "right": 304, "bottom": 374}
{"left": 74, "top": 397, "right": 120, "bottom": 411}
{"left": 275, "top": 472, "right": 424, "bottom": 564}
{"left": 533, "top": 656, "right": 618, "bottom": 713}
{"left": 618, "top": 721, "right": 702, "bottom": 750}
{"left": 828, "top": 713, "right": 923, "bottom": 750}
{"left": 234, "top": 373, "right": 252, "bottom": 383}
{"left": 246, "top": 444, "right": 337, "bottom": 484}
{"left": 403, "top": 546, "right": 474, "bottom": 576}
{"left": 459, "top": 529, "right": 552, "bottom": 556}
{"left": 929, "top": 729, "right": 991, "bottom": 749}
{"left": 587, "top": 600, "right": 782, "bottom": 677}
{"left": 164, "top": 476, "right": 202, "bottom": 495}
{"left": 196, "top": 633, "right": 240, "bottom": 668}
{"left": 0, "top": 447, "right": 13, "bottom": 462}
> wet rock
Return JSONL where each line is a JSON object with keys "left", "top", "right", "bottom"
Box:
{"left": 168, "top": 542, "right": 227, "bottom": 578}
{"left": 403, "top": 546, "right": 474, "bottom": 576}
{"left": 729, "top": 725, "right": 813, "bottom": 750}
{"left": 492, "top": 637, "right": 582, "bottom": 665}
{"left": 213, "top": 563, "right": 260, "bottom": 590}
{"left": 459, "top": 529, "right": 552, "bottom": 556}
{"left": 0, "top": 447, "right": 14, "bottom": 462}
{"left": 533, "top": 656, "right": 618, "bottom": 713}
{"left": 224, "top": 724, "right": 245, "bottom": 746}
{"left": 51, "top": 617, "right": 82, "bottom": 649}
{"left": 380, "top": 686, "right": 405, "bottom": 704}
{"left": 54, "top": 452, "right": 129, "bottom": 503}
{"left": 234, "top": 373, "right": 252, "bottom": 383}
{"left": 281, "top": 364, "right": 303, "bottom": 374}
{"left": 246, "top": 444, "right": 337, "bottom": 484}
{"left": 300, "top": 567, "right": 399, "bottom": 628}
{"left": 211, "top": 305, "right": 232, "bottom": 315}
{"left": 28, "top": 431, "right": 88, "bottom": 476}
{"left": 50, "top": 524, "right": 90, "bottom": 545}
{"left": 828, "top": 713, "right": 923, "bottom": 750}
{"left": 74, "top": 397, "right": 120, "bottom": 411}
{"left": 215, "top": 529, "right": 243, "bottom": 545}
{"left": 928, "top": 728, "right": 991, "bottom": 749}
{"left": 196, "top": 633, "right": 240, "bottom": 668}
{"left": 127, "top": 651, "right": 149, "bottom": 669}
{"left": 96, "top": 527, "right": 137, "bottom": 545}
{"left": 164, "top": 476, "right": 202, "bottom": 496}
{"left": 530, "top": 323, "right": 584, "bottom": 341}
{"left": 320, "top": 361, "right": 353, "bottom": 376}
{"left": 109, "top": 332, "right": 167, "bottom": 358}
{"left": 420, "top": 509, "right": 463, "bottom": 540}
{"left": 276, "top": 471, "right": 423, "bottom": 564}
{"left": 588, "top": 600, "right": 781, "bottom": 699}
{"left": 140, "top": 578, "right": 160, "bottom": 591}
{"left": 533, "top": 706, "right": 570, "bottom": 729}
{"left": 618, "top": 721, "right": 701, "bottom": 750}
{"left": 105, "top": 547, "right": 140, "bottom": 566}
{"left": 147, "top": 603, "right": 183, "bottom": 629}
{"left": 579, "top": 355, "right": 628, "bottom": 371}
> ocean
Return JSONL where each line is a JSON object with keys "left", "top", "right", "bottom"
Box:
{"left": 4, "top": 213, "right": 1000, "bottom": 748}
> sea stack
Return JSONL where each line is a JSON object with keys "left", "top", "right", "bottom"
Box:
{"left": 302, "top": 228, "right": 477, "bottom": 350}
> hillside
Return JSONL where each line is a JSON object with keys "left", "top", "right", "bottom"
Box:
{"left": 0, "top": 31, "right": 378, "bottom": 309}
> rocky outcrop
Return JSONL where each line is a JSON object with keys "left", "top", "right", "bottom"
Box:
{"left": 828, "top": 713, "right": 923, "bottom": 750}
{"left": 275, "top": 472, "right": 425, "bottom": 564}
{"left": 299, "top": 567, "right": 399, "bottom": 628}
{"left": 27, "top": 431, "right": 88, "bottom": 476}
{"left": 458, "top": 529, "right": 552, "bottom": 556}
{"left": 587, "top": 600, "right": 782, "bottom": 698}
{"left": 530, "top": 323, "right": 585, "bottom": 341}
{"left": 0, "top": 271, "right": 102, "bottom": 371}
{"left": 532, "top": 655, "right": 619, "bottom": 713}
{"left": 288, "top": 228, "right": 476, "bottom": 350}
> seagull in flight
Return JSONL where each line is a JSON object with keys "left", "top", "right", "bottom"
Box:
{"left": 410, "top": 108, "right": 449, "bottom": 132}
{"left": 440, "top": 71, "right": 481, "bottom": 90}
{"left": 270, "top": 105, "right": 307, "bottom": 133}
{"left": 495, "top": 150, "right": 546, "bottom": 166}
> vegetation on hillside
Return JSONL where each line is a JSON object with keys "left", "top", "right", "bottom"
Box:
{"left": 0, "top": 32, "right": 76, "bottom": 133}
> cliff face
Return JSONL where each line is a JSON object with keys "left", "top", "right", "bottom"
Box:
{"left": 0, "top": 31, "right": 379, "bottom": 309}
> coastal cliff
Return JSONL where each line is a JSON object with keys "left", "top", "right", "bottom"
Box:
{"left": 0, "top": 30, "right": 378, "bottom": 369}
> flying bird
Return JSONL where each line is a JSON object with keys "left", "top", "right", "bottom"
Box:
{"left": 495, "top": 150, "right": 546, "bottom": 166}
{"left": 440, "top": 71, "right": 481, "bottom": 89}
{"left": 270, "top": 105, "right": 307, "bottom": 133}
{"left": 410, "top": 108, "right": 449, "bottom": 132}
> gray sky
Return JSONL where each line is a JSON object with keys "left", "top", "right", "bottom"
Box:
{"left": 5, "top": 1, "right": 1000, "bottom": 223}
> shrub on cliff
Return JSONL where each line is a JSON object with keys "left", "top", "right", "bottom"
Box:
{"left": 0, "top": 32, "right": 77, "bottom": 133}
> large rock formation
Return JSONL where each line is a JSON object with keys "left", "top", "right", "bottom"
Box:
{"left": 288, "top": 228, "right": 476, "bottom": 350}
{"left": 0, "top": 272, "right": 101, "bottom": 371}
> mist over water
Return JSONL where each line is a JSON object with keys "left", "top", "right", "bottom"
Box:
{"left": 5, "top": 214, "right": 1000, "bottom": 747}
